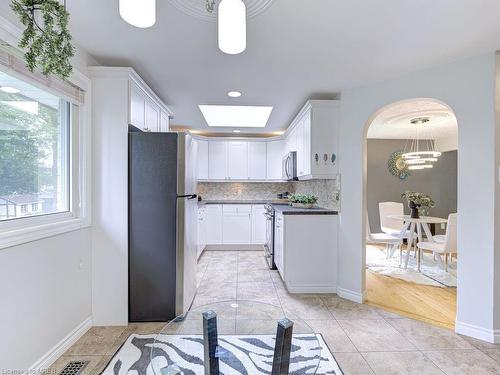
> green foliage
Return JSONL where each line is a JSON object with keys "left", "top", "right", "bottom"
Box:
{"left": 401, "top": 191, "right": 435, "bottom": 208}
{"left": 288, "top": 193, "right": 318, "bottom": 204}
{"left": 0, "top": 91, "right": 59, "bottom": 196}
{"left": 11, "top": 0, "right": 74, "bottom": 79}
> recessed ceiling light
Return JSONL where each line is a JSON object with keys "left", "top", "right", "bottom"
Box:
{"left": 199, "top": 105, "right": 273, "bottom": 128}
{"left": 0, "top": 86, "right": 20, "bottom": 94}
{"left": 233, "top": 130, "right": 241, "bottom": 133}
{"left": 228, "top": 91, "right": 242, "bottom": 98}
{"left": 119, "top": 0, "right": 156, "bottom": 28}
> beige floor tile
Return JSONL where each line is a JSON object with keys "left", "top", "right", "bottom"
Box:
{"left": 202, "top": 268, "right": 238, "bottom": 283}
{"left": 237, "top": 281, "right": 279, "bottom": 304}
{"left": 483, "top": 349, "right": 500, "bottom": 363}
{"left": 323, "top": 296, "right": 384, "bottom": 320}
{"left": 307, "top": 320, "right": 358, "bottom": 353}
{"left": 235, "top": 319, "right": 279, "bottom": 335}
{"left": 280, "top": 295, "right": 333, "bottom": 320}
{"left": 237, "top": 269, "right": 272, "bottom": 283}
{"left": 334, "top": 352, "right": 375, "bottom": 375}
{"left": 461, "top": 335, "right": 500, "bottom": 350}
{"left": 236, "top": 301, "right": 284, "bottom": 320}
{"left": 362, "top": 351, "right": 444, "bottom": 375}
{"left": 387, "top": 318, "right": 473, "bottom": 350}
{"left": 127, "top": 322, "right": 168, "bottom": 335}
{"left": 423, "top": 349, "right": 500, "bottom": 374}
{"left": 196, "top": 281, "right": 237, "bottom": 299}
{"left": 338, "top": 320, "right": 416, "bottom": 352}
{"left": 63, "top": 327, "right": 128, "bottom": 356}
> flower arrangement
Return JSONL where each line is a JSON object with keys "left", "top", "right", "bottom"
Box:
{"left": 288, "top": 193, "right": 318, "bottom": 209}
{"left": 401, "top": 191, "right": 435, "bottom": 218}
{"left": 11, "top": 0, "right": 75, "bottom": 79}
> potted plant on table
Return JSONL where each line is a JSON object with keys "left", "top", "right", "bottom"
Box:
{"left": 401, "top": 191, "right": 435, "bottom": 219}
{"left": 288, "top": 193, "right": 318, "bottom": 209}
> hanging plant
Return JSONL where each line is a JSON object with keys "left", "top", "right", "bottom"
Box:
{"left": 11, "top": 0, "right": 75, "bottom": 79}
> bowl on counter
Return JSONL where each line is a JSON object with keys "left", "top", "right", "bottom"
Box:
{"left": 291, "top": 202, "right": 316, "bottom": 209}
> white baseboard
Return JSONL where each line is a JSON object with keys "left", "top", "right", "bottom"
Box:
{"left": 30, "top": 316, "right": 93, "bottom": 371}
{"left": 337, "top": 287, "right": 365, "bottom": 304}
{"left": 455, "top": 320, "right": 500, "bottom": 344}
{"left": 286, "top": 284, "right": 337, "bottom": 294}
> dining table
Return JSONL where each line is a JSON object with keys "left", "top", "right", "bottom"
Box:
{"left": 388, "top": 214, "right": 448, "bottom": 272}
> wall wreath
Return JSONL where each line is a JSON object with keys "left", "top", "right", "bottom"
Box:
{"left": 11, "top": 0, "right": 75, "bottom": 79}
{"left": 388, "top": 150, "right": 410, "bottom": 180}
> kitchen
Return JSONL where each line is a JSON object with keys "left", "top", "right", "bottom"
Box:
{"left": 127, "top": 96, "right": 342, "bottom": 321}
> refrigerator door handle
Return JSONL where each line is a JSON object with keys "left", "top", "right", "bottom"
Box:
{"left": 177, "top": 194, "right": 198, "bottom": 200}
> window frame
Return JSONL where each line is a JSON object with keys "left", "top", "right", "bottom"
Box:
{"left": 0, "top": 67, "right": 91, "bottom": 250}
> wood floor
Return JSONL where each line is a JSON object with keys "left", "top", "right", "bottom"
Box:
{"left": 365, "top": 269, "right": 457, "bottom": 329}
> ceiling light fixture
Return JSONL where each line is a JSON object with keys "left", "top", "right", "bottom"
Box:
{"left": 228, "top": 91, "right": 242, "bottom": 98}
{"left": 119, "top": 0, "right": 156, "bottom": 28}
{"left": 0, "top": 86, "right": 20, "bottom": 94}
{"left": 218, "top": 0, "right": 247, "bottom": 54}
{"left": 233, "top": 130, "right": 241, "bottom": 133}
{"left": 402, "top": 117, "right": 441, "bottom": 170}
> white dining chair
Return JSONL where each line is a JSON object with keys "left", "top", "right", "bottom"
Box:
{"left": 366, "top": 213, "right": 401, "bottom": 258}
{"left": 417, "top": 213, "right": 457, "bottom": 271}
{"left": 379, "top": 202, "right": 405, "bottom": 237}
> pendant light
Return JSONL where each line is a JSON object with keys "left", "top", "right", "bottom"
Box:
{"left": 119, "top": 0, "right": 156, "bottom": 28}
{"left": 218, "top": 0, "right": 247, "bottom": 54}
{"left": 402, "top": 117, "right": 441, "bottom": 170}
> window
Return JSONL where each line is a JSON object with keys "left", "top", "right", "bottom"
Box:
{"left": 0, "top": 71, "right": 70, "bottom": 222}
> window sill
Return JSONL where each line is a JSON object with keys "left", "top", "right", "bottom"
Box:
{"left": 0, "top": 214, "right": 91, "bottom": 250}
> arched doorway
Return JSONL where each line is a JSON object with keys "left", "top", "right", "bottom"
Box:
{"left": 362, "top": 98, "right": 458, "bottom": 328}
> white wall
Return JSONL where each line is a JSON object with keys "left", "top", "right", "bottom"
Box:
{"left": 0, "top": 229, "right": 92, "bottom": 368}
{"left": 338, "top": 53, "right": 499, "bottom": 341}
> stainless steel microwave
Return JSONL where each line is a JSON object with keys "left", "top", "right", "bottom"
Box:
{"left": 282, "top": 151, "right": 298, "bottom": 181}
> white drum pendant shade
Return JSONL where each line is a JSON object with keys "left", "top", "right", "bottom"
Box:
{"left": 119, "top": 0, "right": 156, "bottom": 28}
{"left": 218, "top": 0, "right": 247, "bottom": 54}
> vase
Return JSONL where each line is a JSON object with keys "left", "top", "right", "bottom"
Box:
{"left": 409, "top": 201, "right": 420, "bottom": 219}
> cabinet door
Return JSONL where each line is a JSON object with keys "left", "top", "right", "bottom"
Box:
{"left": 204, "top": 205, "right": 223, "bottom": 245}
{"left": 145, "top": 101, "right": 160, "bottom": 132}
{"left": 266, "top": 140, "right": 284, "bottom": 180}
{"left": 130, "top": 85, "right": 146, "bottom": 129}
{"left": 251, "top": 205, "right": 267, "bottom": 244}
{"left": 197, "top": 140, "right": 209, "bottom": 180}
{"left": 197, "top": 208, "right": 206, "bottom": 258}
{"left": 227, "top": 141, "right": 248, "bottom": 180}
{"left": 286, "top": 126, "right": 297, "bottom": 153}
{"left": 296, "top": 118, "right": 305, "bottom": 177}
{"left": 275, "top": 213, "right": 284, "bottom": 275}
{"left": 248, "top": 142, "right": 267, "bottom": 180}
{"left": 160, "top": 111, "right": 170, "bottom": 132}
{"left": 302, "top": 111, "right": 312, "bottom": 176}
{"left": 208, "top": 142, "right": 228, "bottom": 180}
{"left": 223, "top": 212, "right": 252, "bottom": 244}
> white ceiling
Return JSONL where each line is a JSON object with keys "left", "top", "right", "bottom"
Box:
{"left": 1, "top": 0, "right": 500, "bottom": 134}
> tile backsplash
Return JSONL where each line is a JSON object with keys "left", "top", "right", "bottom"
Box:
{"left": 198, "top": 179, "right": 341, "bottom": 211}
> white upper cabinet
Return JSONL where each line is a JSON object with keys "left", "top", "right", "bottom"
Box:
{"left": 160, "top": 111, "right": 170, "bottom": 132}
{"left": 145, "top": 100, "right": 160, "bottom": 132}
{"left": 197, "top": 139, "right": 209, "bottom": 180}
{"left": 266, "top": 140, "right": 284, "bottom": 180}
{"left": 208, "top": 141, "right": 228, "bottom": 180}
{"left": 227, "top": 141, "right": 248, "bottom": 180}
{"left": 130, "top": 85, "right": 146, "bottom": 130}
{"left": 128, "top": 78, "right": 172, "bottom": 133}
{"left": 286, "top": 100, "right": 339, "bottom": 180}
{"left": 248, "top": 142, "right": 267, "bottom": 180}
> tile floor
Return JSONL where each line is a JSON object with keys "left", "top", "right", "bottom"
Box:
{"left": 53, "top": 250, "right": 500, "bottom": 375}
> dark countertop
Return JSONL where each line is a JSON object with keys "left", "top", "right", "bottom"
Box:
{"left": 198, "top": 199, "right": 338, "bottom": 215}
{"left": 272, "top": 205, "right": 338, "bottom": 215}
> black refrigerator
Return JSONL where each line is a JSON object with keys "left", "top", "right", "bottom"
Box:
{"left": 129, "top": 128, "right": 198, "bottom": 322}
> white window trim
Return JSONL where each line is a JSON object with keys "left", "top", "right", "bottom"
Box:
{"left": 0, "top": 15, "right": 92, "bottom": 250}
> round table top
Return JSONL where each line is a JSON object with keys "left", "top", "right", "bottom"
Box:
{"left": 150, "top": 300, "right": 322, "bottom": 375}
{"left": 388, "top": 214, "right": 448, "bottom": 224}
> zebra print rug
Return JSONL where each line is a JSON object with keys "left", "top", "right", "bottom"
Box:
{"left": 102, "top": 333, "right": 343, "bottom": 374}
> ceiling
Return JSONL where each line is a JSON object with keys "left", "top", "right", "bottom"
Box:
{"left": 1, "top": 1, "right": 500, "bottom": 134}
{"left": 367, "top": 99, "right": 457, "bottom": 138}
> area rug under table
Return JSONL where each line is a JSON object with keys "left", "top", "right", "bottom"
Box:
{"left": 101, "top": 333, "right": 343, "bottom": 375}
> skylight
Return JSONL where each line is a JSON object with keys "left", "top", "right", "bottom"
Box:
{"left": 199, "top": 105, "right": 273, "bottom": 127}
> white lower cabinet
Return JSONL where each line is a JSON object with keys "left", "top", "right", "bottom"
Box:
{"left": 276, "top": 213, "right": 338, "bottom": 293}
{"left": 222, "top": 205, "right": 251, "bottom": 244}
{"left": 199, "top": 204, "right": 268, "bottom": 247}
{"left": 204, "top": 205, "right": 223, "bottom": 245}
{"left": 251, "top": 205, "right": 267, "bottom": 244}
